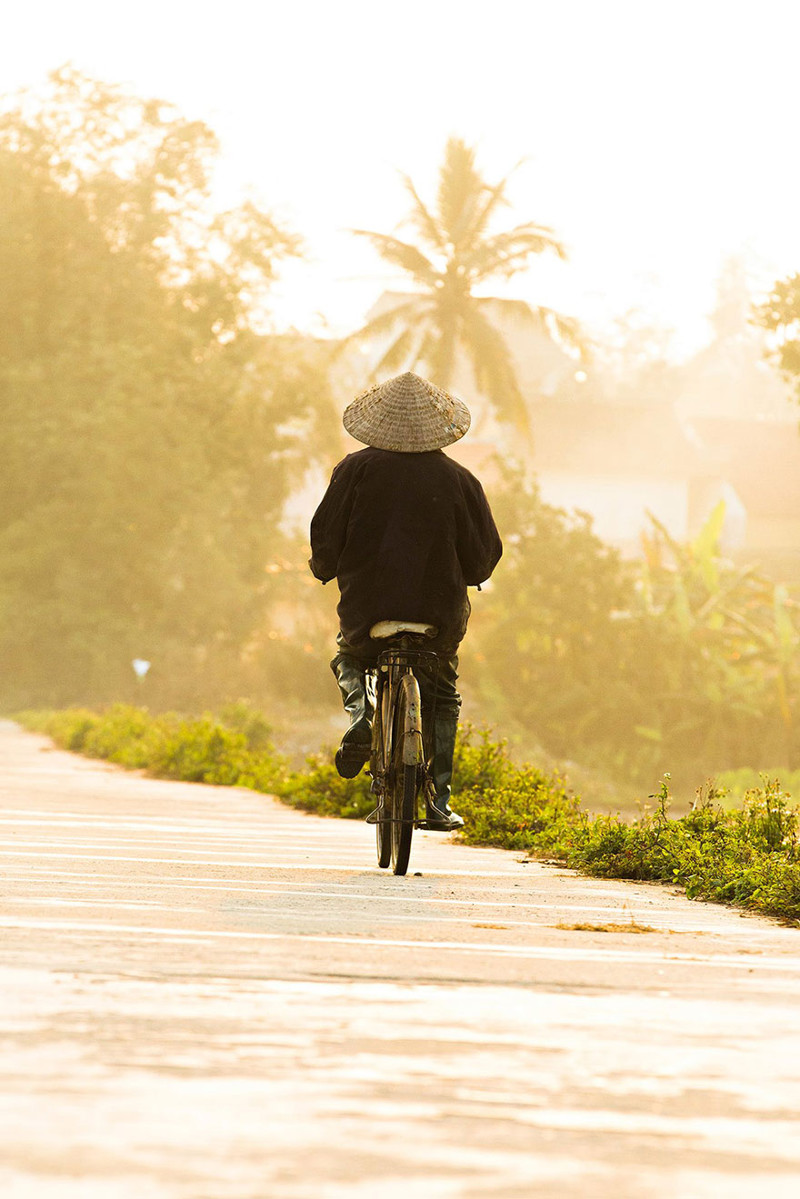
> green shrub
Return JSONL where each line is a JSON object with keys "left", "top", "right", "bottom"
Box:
{"left": 18, "top": 704, "right": 284, "bottom": 791}
{"left": 147, "top": 719, "right": 251, "bottom": 785}
{"left": 454, "top": 727, "right": 580, "bottom": 853}
{"left": 218, "top": 700, "right": 275, "bottom": 752}
{"left": 17, "top": 707, "right": 102, "bottom": 752}
{"left": 80, "top": 704, "right": 169, "bottom": 768}
{"left": 276, "top": 756, "right": 375, "bottom": 820}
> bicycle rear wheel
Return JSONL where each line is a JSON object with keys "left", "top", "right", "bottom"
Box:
{"left": 390, "top": 676, "right": 421, "bottom": 875}
{"left": 371, "top": 681, "right": 393, "bottom": 868}
{"left": 390, "top": 760, "right": 417, "bottom": 875}
{"left": 373, "top": 691, "right": 391, "bottom": 869}
{"left": 376, "top": 804, "right": 392, "bottom": 868}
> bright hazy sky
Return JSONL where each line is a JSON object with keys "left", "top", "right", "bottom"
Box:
{"left": 5, "top": 0, "right": 800, "bottom": 357}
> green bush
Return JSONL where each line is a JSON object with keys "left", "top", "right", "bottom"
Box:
{"left": 276, "top": 757, "right": 375, "bottom": 820}
{"left": 453, "top": 727, "right": 580, "bottom": 853}
{"left": 147, "top": 719, "right": 251, "bottom": 785}
{"left": 218, "top": 700, "right": 275, "bottom": 752}
{"left": 16, "top": 707, "right": 101, "bottom": 752}
{"left": 81, "top": 705, "right": 169, "bottom": 769}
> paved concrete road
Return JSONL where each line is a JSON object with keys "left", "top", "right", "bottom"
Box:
{"left": 1, "top": 719, "right": 799, "bottom": 1199}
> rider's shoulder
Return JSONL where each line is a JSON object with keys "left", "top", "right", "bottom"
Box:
{"left": 330, "top": 447, "right": 373, "bottom": 478}
{"left": 333, "top": 446, "right": 484, "bottom": 490}
{"left": 437, "top": 452, "right": 486, "bottom": 489}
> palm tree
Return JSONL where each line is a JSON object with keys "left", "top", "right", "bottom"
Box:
{"left": 347, "top": 138, "right": 578, "bottom": 431}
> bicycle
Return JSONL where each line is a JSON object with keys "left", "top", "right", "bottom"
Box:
{"left": 365, "top": 620, "right": 441, "bottom": 876}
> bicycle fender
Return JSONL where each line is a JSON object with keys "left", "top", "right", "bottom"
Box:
{"left": 399, "top": 674, "right": 424, "bottom": 767}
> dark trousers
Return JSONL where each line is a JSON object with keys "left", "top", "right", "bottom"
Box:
{"left": 331, "top": 632, "right": 461, "bottom": 719}
{"left": 331, "top": 632, "right": 462, "bottom": 809}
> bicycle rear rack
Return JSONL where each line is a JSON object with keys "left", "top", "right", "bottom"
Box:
{"left": 376, "top": 646, "right": 440, "bottom": 674}
{"left": 376, "top": 647, "right": 441, "bottom": 733}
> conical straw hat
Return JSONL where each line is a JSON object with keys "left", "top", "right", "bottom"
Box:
{"left": 343, "top": 372, "right": 471, "bottom": 453}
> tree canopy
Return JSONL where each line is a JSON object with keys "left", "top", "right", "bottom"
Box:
{"left": 466, "top": 478, "right": 800, "bottom": 785}
{"left": 0, "top": 69, "right": 333, "bottom": 708}
{"left": 755, "top": 272, "right": 800, "bottom": 404}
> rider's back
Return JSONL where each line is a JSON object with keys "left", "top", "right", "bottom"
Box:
{"left": 309, "top": 446, "right": 502, "bottom": 648}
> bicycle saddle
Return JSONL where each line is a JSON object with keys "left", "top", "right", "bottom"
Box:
{"left": 370, "top": 620, "right": 439, "bottom": 639}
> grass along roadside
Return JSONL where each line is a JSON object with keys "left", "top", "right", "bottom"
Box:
{"left": 13, "top": 704, "right": 800, "bottom": 925}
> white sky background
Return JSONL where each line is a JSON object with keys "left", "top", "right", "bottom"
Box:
{"left": 4, "top": 0, "right": 800, "bottom": 358}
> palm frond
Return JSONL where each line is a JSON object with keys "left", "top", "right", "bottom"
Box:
{"left": 459, "top": 305, "right": 530, "bottom": 434}
{"left": 372, "top": 310, "right": 434, "bottom": 377}
{"left": 425, "top": 320, "right": 459, "bottom": 390}
{"left": 460, "top": 153, "right": 529, "bottom": 247}
{"left": 534, "top": 306, "right": 585, "bottom": 355}
{"left": 477, "top": 297, "right": 584, "bottom": 355}
{"left": 340, "top": 295, "right": 430, "bottom": 349}
{"left": 465, "top": 223, "right": 567, "bottom": 281}
{"left": 463, "top": 176, "right": 509, "bottom": 245}
{"left": 399, "top": 173, "right": 446, "bottom": 252}
{"left": 350, "top": 230, "right": 440, "bottom": 287}
{"left": 436, "top": 137, "right": 486, "bottom": 248}
{"left": 412, "top": 327, "right": 440, "bottom": 376}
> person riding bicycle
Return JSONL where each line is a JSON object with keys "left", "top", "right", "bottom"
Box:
{"left": 309, "top": 371, "right": 502, "bottom": 832}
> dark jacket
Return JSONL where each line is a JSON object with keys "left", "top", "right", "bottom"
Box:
{"left": 309, "top": 446, "right": 502, "bottom": 648}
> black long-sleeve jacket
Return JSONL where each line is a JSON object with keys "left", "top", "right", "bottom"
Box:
{"left": 309, "top": 447, "right": 502, "bottom": 648}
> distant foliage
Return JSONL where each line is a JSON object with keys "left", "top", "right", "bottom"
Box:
{"left": 756, "top": 273, "right": 800, "bottom": 404}
{"left": 465, "top": 473, "right": 800, "bottom": 785}
{"left": 0, "top": 69, "right": 336, "bottom": 710}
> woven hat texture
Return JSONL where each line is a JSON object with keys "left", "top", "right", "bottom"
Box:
{"left": 343, "top": 372, "right": 471, "bottom": 453}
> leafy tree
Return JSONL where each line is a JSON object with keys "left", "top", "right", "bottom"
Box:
{"left": 465, "top": 470, "right": 633, "bottom": 762}
{"left": 754, "top": 271, "right": 800, "bottom": 405}
{"left": 465, "top": 475, "right": 800, "bottom": 785}
{"left": 677, "top": 257, "right": 793, "bottom": 420}
{"left": 0, "top": 68, "right": 333, "bottom": 708}
{"left": 632, "top": 505, "right": 800, "bottom": 773}
{"left": 347, "top": 137, "right": 578, "bottom": 429}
